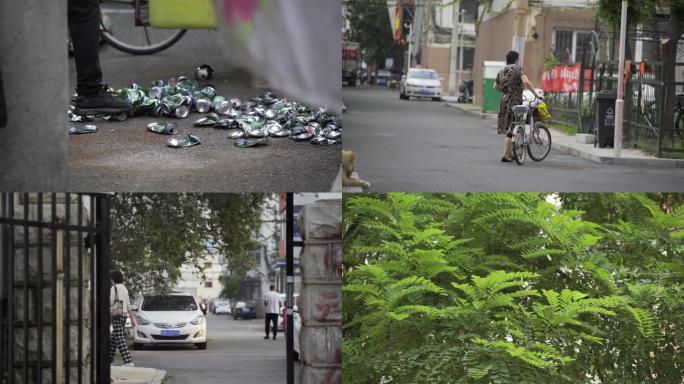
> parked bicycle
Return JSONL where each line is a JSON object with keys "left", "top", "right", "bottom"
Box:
{"left": 511, "top": 95, "right": 552, "bottom": 165}
{"left": 99, "top": 0, "right": 188, "bottom": 54}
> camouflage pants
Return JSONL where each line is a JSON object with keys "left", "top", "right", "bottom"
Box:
{"left": 497, "top": 94, "right": 523, "bottom": 135}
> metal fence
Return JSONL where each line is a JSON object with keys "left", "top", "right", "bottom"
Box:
{"left": 546, "top": 35, "right": 684, "bottom": 157}
{"left": 0, "top": 193, "right": 111, "bottom": 384}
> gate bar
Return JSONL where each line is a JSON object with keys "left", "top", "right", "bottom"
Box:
{"left": 286, "top": 193, "right": 294, "bottom": 384}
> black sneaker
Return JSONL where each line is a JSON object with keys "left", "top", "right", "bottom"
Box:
{"left": 73, "top": 85, "right": 132, "bottom": 115}
{"left": 263, "top": 336, "right": 269, "bottom": 340}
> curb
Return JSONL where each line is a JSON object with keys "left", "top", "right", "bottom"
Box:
{"left": 151, "top": 370, "right": 167, "bottom": 384}
{"left": 445, "top": 102, "right": 684, "bottom": 168}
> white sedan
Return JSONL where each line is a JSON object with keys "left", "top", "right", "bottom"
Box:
{"left": 400, "top": 68, "right": 443, "bottom": 101}
{"left": 132, "top": 293, "right": 207, "bottom": 350}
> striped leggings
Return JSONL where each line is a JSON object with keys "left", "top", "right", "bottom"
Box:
{"left": 110, "top": 316, "right": 133, "bottom": 364}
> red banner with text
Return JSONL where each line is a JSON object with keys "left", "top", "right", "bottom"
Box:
{"left": 542, "top": 64, "right": 592, "bottom": 93}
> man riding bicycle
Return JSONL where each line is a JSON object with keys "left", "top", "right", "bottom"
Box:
{"left": 495, "top": 50, "right": 543, "bottom": 162}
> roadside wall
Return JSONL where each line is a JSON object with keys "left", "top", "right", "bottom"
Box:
{"left": 0, "top": 1, "right": 69, "bottom": 189}
{"left": 298, "top": 199, "right": 342, "bottom": 384}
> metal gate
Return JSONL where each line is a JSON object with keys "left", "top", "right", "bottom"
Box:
{"left": 0, "top": 193, "right": 111, "bottom": 384}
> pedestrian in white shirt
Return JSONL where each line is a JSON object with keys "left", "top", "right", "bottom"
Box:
{"left": 263, "top": 285, "right": 283, "bottom": 340}
{"left": 110, "top": 270, "right": 136, "bottom": 367}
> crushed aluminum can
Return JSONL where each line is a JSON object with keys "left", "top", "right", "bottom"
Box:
{"left": 69, "top": 125, "right": 97, "bottom": 135}
{"left": 291, "top": 132, "right": 313, "bottom": 141}
{"left": 245, "top": 127, "right": 268, "bottom": 138}
{"left": 174, "top": 104, "right": 190, "bottom": 119}
{"left": 147, "top": 122, "right": 177, "bottom": 135}
{"left": 266, "top": 121, "right": 284, "bottom": 135}
{"left": 230, "top": 98, "right": 242, "bottom": 109}
{"left": 311, "top": 136, "right": 339, "bottom": 145}
{"left": 214, "top": 118, "right": 236, "bottom": 129}
{"left": 199, "top": 85, "right": 217, "bottom": 99}
{"left": 324, "top": 129, "right": 342, "bottom": 139}
{"left": 307, "top": 122, "right": 322, "bottom": 136}
{"left": 270, "top": 130, "right": 289, "bottom": 138}
{"left": 193, "top": 113, "right": 220, "bottom": 127}
{"left": 234, "top": 137, "right": 268, "bottom": 148}
{"left": 226, "top": 130, "right": 245, "bottom": 139}
{"left": 227, "top": 108, "right": 242, "bottom": 118}
{"left": 264, "top": 109, "right": 276, "bottom": 119}
{"left": 167, "top": 134, "right": 201, "bottom": 148}
{"left": 194, "top": 98, "right": 211, "bottom": 113}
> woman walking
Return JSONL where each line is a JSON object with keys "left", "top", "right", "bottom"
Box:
{"left": 110, "top": 270, "right": 136, "bottom": 367}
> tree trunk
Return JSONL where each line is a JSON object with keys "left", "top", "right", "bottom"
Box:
{"left": 662, "top": 2, "right": 681, "bottom": 146}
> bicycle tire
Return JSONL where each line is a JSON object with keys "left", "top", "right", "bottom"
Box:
{"left": 528, "top": 123, "right": 552, "bottom": 162}
{"left": 101, "top": 28, "right": 187, "bottom": 55}
{"left": 512, "top": 125, "right": 526, "bottom": 165}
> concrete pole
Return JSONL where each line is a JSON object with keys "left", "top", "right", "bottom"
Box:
{"left": 614, "top": 1, "right": 628, "bottom": 158}
{"left": 0, "top": 0, "right": 69, "bottom": 190}
{"left": 448, "top": 1, "right": 459, "bottom": 95}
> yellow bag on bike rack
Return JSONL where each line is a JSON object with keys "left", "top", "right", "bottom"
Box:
{"left": 148, "top": 0, "right": 217, "bottom": 29}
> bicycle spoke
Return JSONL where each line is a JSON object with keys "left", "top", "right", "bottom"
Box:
{"left": 143, "top": 26, "right": 151, "bottom": 46}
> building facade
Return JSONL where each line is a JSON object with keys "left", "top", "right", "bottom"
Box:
{"left": 472, "top": 0, "right": 596, "bottom": 106}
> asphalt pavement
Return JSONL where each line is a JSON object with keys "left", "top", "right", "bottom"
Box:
{"left": 113, "top": 314, "right": 298, "bottom": 384}
{"left": 343, "top": 86, "right": 684, "bottom": 192}
{"left": 68, "top": 30, "right": 339, "bottom": 192}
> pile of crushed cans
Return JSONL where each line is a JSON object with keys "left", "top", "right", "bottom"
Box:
{"left": 69, "top": 76, "right": 342, "bottom": 148}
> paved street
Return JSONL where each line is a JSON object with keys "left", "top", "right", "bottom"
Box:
{"left": 344, "top": 86, "right": 684, "bottom": 192}
{"left": 68, "top": 30, "right": 339, "bottom": 192}
{"left": 113, "top": 314, "right": 298, "bottom": 384}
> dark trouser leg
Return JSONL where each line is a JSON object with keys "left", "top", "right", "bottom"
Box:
{"left": 111, "top": 317, "right": 133, "bottom": 364}
{"left": 68, "top": 0, "right": 102, "bottom": 95}
{"left": 270, "top": 314, "right": 278, "bottom": 339}
{"left": 265, "top": 315, "right": 271, "bottom": 337}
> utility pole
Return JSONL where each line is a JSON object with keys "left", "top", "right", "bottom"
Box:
{"left": 407, "top": 22, "right": 413, "bottom": 70}
{"left": 457, "top": 9, "right": 464, "bottom": 92}
{"left": 448, "top": 1, "right": 460, "bottom": 95}
{"left": 614, "top": 1, "right": 628, "bottom": 158}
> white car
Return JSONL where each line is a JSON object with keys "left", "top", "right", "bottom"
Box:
{"left": 400, "top": 68, "right": 443, "bottom": 101}
{"left": 132, "top": 293, "right": 207, "bottom": 350}
{"left": 213, "top": 299, "right": 231, "bottom": 315}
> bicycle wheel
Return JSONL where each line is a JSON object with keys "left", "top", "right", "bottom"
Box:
{"left": 100, "top": 1, "right": 187, "bottom": 55}
{"left": 527, "top": 123, "right": 552, "bottom": 161}
{"left": 512, "top": 125, "right": 526, "bottom": 165}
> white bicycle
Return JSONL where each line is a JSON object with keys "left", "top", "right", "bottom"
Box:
{"left": 511, "top": 96, "right": 552, "bottom": 165}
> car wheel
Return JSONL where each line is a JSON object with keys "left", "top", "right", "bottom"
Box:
{"left": 197, "top": 342, "right": 207, "bottom": 350}
{"left": 133, "top": 343, "right": 143, "bottom": 351}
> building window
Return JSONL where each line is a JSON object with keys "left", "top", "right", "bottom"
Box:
{"left": 204, "top": 261, "right": 212, "bottom": 269}
{"left": 204, "top": 281, "right": 213, "bottom": 288}
{"left": 554, "top": 30, "right": 592, "bottom": 65}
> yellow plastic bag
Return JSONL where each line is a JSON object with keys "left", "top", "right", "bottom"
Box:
{"left": 536, "top": 100, "right": 552, "bottom": 120}
{"left": 148, "top": 0, "right": 217, "bottom": 29}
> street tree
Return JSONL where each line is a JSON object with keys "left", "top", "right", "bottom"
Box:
{"left": 594, "top": 0, "right": 684, "bottom": 136}
{"left": 111, "top": 193, "right": 268, "bottom": 295}
{"left": 343, "top": 193, "right": 684, "bottom": 383}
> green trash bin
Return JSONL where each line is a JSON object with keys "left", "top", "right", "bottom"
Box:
{"left": 482, "top": 61, "right": 506, "bottom": 113}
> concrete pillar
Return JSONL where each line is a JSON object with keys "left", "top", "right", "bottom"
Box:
{"left": 0, "top": 1, "right": 69, "bottom": 190}
{"left": 299, "top": 199, "right": 342, "bottom": 384}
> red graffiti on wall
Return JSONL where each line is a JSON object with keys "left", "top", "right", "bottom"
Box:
{"left": 316, "top": 291, "right": 340, "bottom": 321}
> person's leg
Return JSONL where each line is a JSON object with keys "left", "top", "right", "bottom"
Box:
{"left": 110, "top": 320, "right": 118, "bottom": 364}
{"left": 68, "top": 0, "right": 102, "bottom": 95}
{"left": 68, "top": 0, "right": 131, "bottom": 113}
{"left": 271, "top": 314, "right": 278, "bottom": 340}
{"left": 264, "top": 314, "right": 271, "bottom": 339}
{"left": 112, "top": 317, "right": 134, "bottom": 365}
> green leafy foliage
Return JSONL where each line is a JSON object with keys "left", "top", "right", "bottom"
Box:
{"left": 343, "top": 193, "right": 684, "bottom": 383}
{"left": 111, "top": 193, "right": 268, "bottom": 295}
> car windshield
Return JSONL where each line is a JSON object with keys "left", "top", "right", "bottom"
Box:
{"left": 409, "top": 70, "right": 438, "bottom": 80}
{"left": 142, "top": 295, "right": 198, "bottom": 311}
